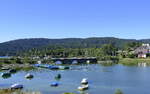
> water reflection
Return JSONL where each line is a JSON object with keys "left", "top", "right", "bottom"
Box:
{"left": 100, "top": 62, "right": 117, "bottom": 67}
{"left": 138, "top": 62, "right": 147, "bottom": 67}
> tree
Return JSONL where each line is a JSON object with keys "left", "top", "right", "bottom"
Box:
{"left": 16, "top": 58, "right": 23, "bottom": 64}
{"left": 124, "top": 42, "right": 141, "bottom": 52}
{"left": 101, "top": 44, "right": 118, "bottom": 56}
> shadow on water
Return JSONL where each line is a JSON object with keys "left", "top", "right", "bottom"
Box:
{"left": 100, "top": 62, "right": 117, "bottom": 67}
{"left": 98, "top": 60, "right": 118, "bottom": 67}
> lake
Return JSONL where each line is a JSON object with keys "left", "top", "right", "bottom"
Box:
{"left": 0, "top": 56, "right": 11, "bottom": 59}
{"left": 0, "top": 64, "right": 150, "bottom": 94}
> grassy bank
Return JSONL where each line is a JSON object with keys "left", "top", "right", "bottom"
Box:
{"left": 0, "top": 57, "right": 36, "bottom": 65}
{"left": 0, "top": 64, "right": 35, "bottom": 72}
{"left": 0, "top": 89, "right": 41, "bottom": 94}
{"left": 119, "top": 58, "right": 150, "bottom": 66}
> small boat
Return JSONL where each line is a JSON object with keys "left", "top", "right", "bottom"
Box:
{"left": 50, "top": 82, "right": 59, "bottom": 87}
{"left": 81, "top": 78, "right": 88, "bottom": 85}
{"left": 55, "top": 74, "right": 61, "bottom": 79}
{"left": 9, "top": 69, "right": 17, "bottom": 73}
{"left": 25, "top": 73, "right": 34, "bottom": 79}
{"left": 1, "top": 67, "right": 10, "bottom": 70}
{"left": 11, "top": 84, "right": 23, "bottom": 89}
{"left": 1, "top": 72, "right": 11, "bottom": 78}
{"left": 78, "top": 85, "right": 89, "bottom": 91}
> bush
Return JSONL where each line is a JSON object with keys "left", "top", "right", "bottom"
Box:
{"left": 115, "top": 89, "right": 123, "bottom": 94}
{"left": 15, "top": 58, "right": 23, "bottom": 64}
{"left": 63, "top": 93, "right": 75, "bottom": 94}
{"left": 3, "top": 59, "right": 11, "bottom": 64}
{"left": 0, "top": 89, "right": 41, "bottom": 94}
{"left": 127, "top": 53, "right": 136, "bottom": 58}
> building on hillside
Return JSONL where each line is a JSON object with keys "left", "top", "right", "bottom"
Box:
{"left": 134, "top": 44, "right": 150, "bottom": 58}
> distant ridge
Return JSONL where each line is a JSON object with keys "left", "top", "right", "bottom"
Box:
{"left": 0, "top": 37, "right": 150, "bottom": 56}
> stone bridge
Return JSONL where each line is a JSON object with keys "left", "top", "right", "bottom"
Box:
{"left": 51, "top": 57, "right": 97, "bottom": 64}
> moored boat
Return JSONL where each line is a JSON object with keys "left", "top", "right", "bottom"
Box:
{"left": 1, "top": 67, "right": 10, "bottom": 70}
{"left": 55, "top": 74, "right": 61, "bottom": 79}
{"left": 78, "top": 85, "right": 89, "bottom": 91}
{"left": 9, "top": 69, "right": 17, "bottom": 73}
{"left": 25, "top": 73, "right": 34, "bottom": 79}
{"left": 81, "top": 78, "right": 88, "bottom": 85}
{"left": 11, "top": 84, "right": 23, "bottom": 89}
{"left": 1, "top": 72, "right": 11, "bottom": 78}
{"left": 50, "top": 82, "right": 59, "bottom": 87}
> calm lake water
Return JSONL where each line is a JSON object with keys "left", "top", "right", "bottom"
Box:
{"left": 0, "top": 64, "right": 150, "bottom": 94}
{"left": 0, "top": 56, "right": 11, "bottom": 59}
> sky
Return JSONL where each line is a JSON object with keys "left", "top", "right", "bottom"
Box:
{"left": 0, "top": 0, "right": 150, "bottom": 43}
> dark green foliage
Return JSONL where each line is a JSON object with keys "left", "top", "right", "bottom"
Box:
{"left": 0, "top": 57, "right": 35, "bottom": 64}
{"left": 16, "top": 58, "right": 23, "bottom": 64}
{"left": 23, "top": 44, "right": 119, "bottom": 61}
{"left": 146, "top": 53, "right": 150, "bottom": 57}
{"left": 124, "top": 42, "right": 142, "bottom": 52}
{"left": 101, "top": 44, "right": 118, "bottom": 56}
{"left": 0, "top": 37, "right": 138, "bottom": 56}
{"left": 127, "top": 53, "right": 137, "bottom": 58}
{"left": 3, "top": 59, "right": 11, "bottom": 64}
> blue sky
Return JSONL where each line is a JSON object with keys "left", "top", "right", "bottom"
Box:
{"left": 0, "top": 0, "right": 150, "bottom": 43}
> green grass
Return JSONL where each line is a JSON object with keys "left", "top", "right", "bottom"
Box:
{"left": 63, "top": 93, "right": 76, "bottom": 94}
{"left": 14, "top": 66, "right": 35, "bottom": 71}
{"left": 115, "top": 89, "right": 123, "bottom": 94}
{"left": 119, "top": 58, "right": 150, "bottom": 66}
{"left": 0, "top": 89, "right": 41, "bottom": 94}
{"left": 0, "top": 64, "right": 36, "bottom": 72}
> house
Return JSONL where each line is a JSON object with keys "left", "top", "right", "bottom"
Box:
{"left": 134, "top": 44, "right": 150, "bottom": 58}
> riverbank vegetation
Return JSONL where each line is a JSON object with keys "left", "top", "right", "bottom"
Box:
{"left": 115, "top": 89, "right": 123, "bottom": 94}
{"left": 0, "top": 37, "right": 141, "bottom": 56}
{"left": 119, "top": 58, "right": 150, "bottom": 66}
{"left": 0, "top": 89, "right": 41, "bottom": 94}
{"left": 0, "top": 57, "right": 36, "bottom": 64}
{"left": 22, "top": 43, "right": 119, "bottom": 61}
{"left": 1, "top": 41, "right": 150, "bottom": 66}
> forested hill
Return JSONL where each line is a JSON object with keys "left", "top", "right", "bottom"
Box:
{"left": 0, "top": 37, "right": 149, "bottom": 56}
